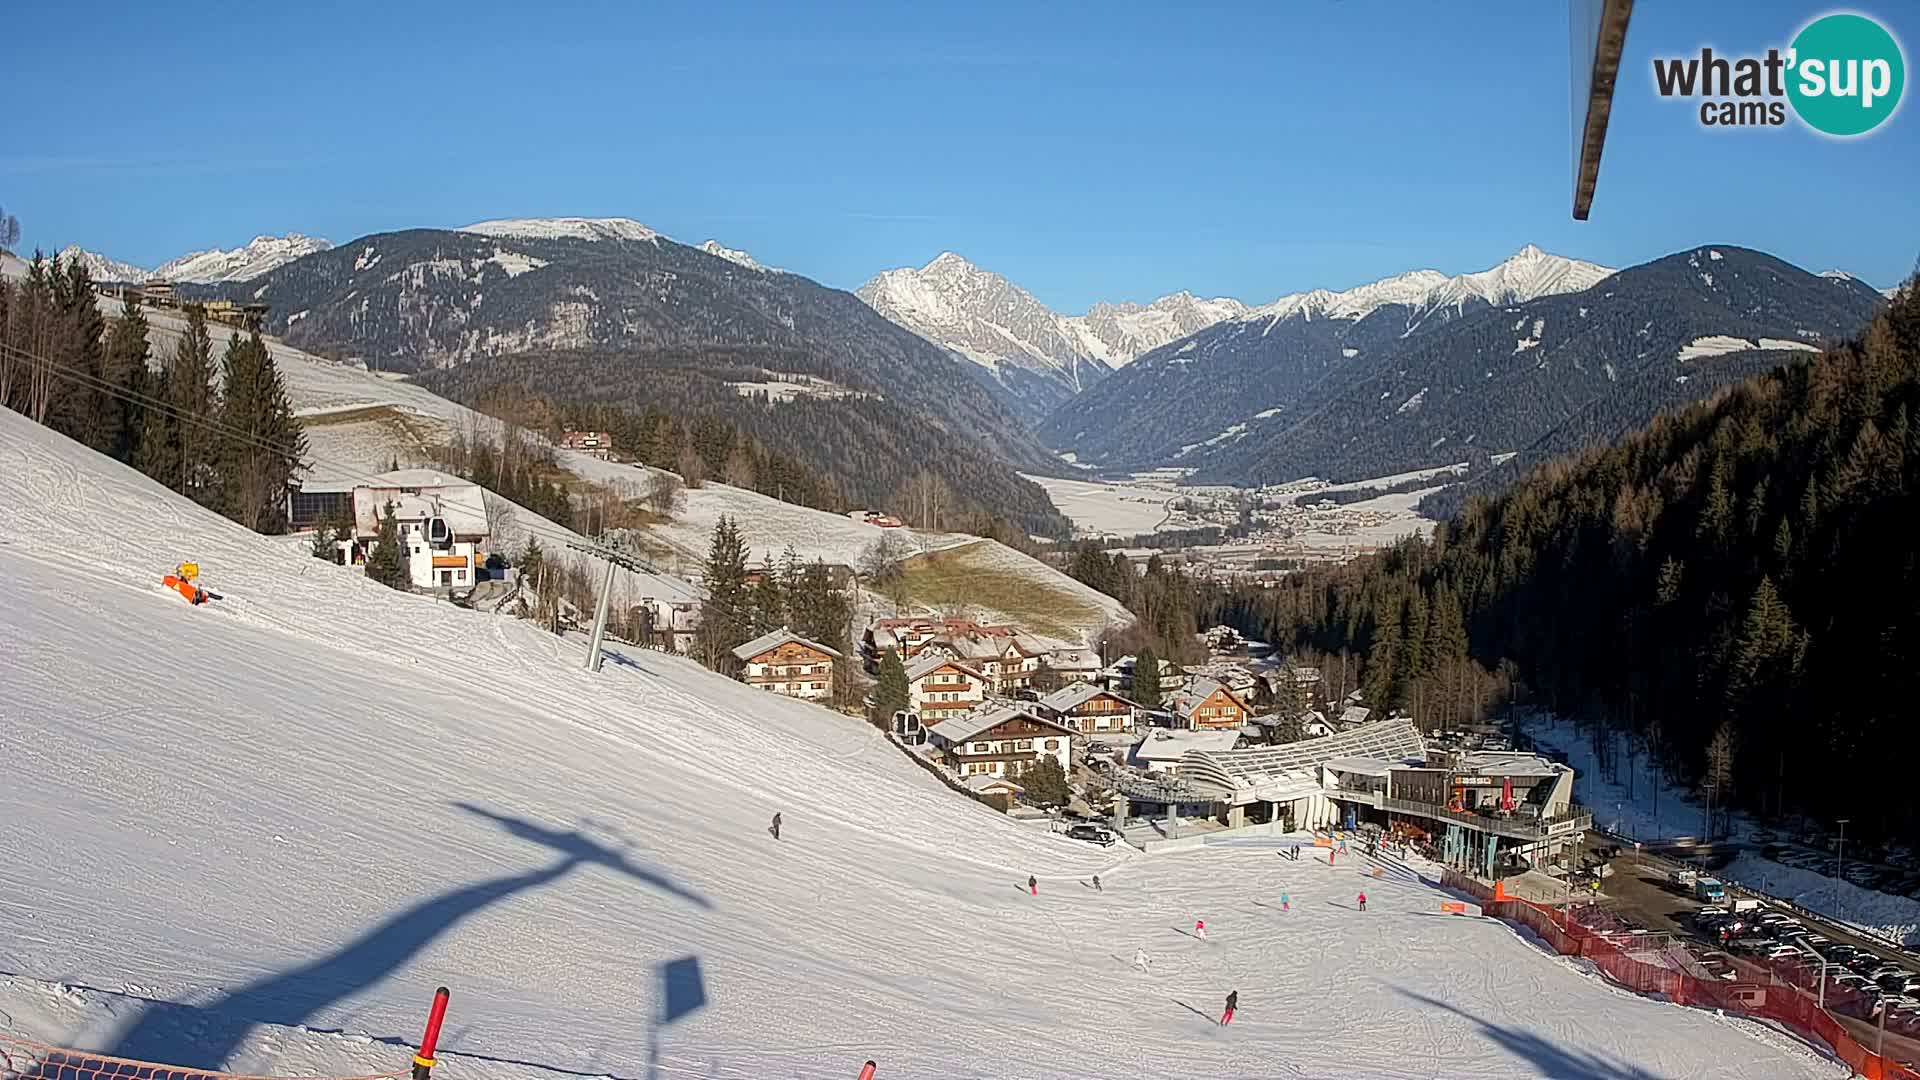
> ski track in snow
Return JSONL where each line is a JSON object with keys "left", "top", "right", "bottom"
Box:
{"left": 0, "top": 408, "right": 1849, "bottom": 1080}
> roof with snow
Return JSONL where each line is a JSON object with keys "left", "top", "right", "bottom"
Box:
{"left": 1132, "top": 728, "right": 1242, "bottom": 763}
{"left": 1454, "top": 750, "right": 1565, "bottom": 780}
{"left": 1324, "top": 756, "right": 1396, "bottom": 777}
{"left": 1038, "top": 682, "right": 1137, "bottom": 713}
{"left": 961, "top": 774, "right": 1023, "bottom": 795}
{"left": 349, "top": 470, "right": 490, "bottom": 539}
{"left": 1177, "top": 719, "right": 1427, "bottom": 802}
{"left": 904, "top": 653, "right": 985, "bottom": 682}
{"left": 927, "top": 703, "right": 1074, "bottom": 745}
{"left": 731, "top": 627, "right": 844, "bottom": 663}
{"left": 1171, "top": 677, "right": 1248, "bottom": 722}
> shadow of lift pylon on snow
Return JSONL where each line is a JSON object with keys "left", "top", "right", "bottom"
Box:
{"left": 83, "top": 802, "right": 710, "bottom": 1075}
{"left": 1391, "top": 988, "right": 1662, "bottom": 1080}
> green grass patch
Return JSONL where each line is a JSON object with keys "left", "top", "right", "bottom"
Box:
{"left": 896, "top": 541, "right": 1104, "bottom": 640}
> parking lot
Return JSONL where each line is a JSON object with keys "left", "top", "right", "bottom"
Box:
{"left": 1600, "top": 844, "right": 1920, "bottom": 1066}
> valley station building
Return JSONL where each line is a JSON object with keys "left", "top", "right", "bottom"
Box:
{"left": 1110, "top": 718, "right": 1590, "bottom": 876}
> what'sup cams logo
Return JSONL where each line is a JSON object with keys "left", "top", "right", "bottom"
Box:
{"left": 1653, "top": 12, "right": 1905, "bottom": 136}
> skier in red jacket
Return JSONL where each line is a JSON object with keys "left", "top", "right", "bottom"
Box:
{"left": 1357, "top": 891, "right": 1368, "bottom": 912}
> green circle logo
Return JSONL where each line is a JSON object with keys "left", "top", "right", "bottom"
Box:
{"left": 1787, "top": 13, "right": 1905, "bottom": 136}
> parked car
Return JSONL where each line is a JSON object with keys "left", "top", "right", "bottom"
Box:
{"left": 1066, "top": 823, "right": 1116, "bottom": 847}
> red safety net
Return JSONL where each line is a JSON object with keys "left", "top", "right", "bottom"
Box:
{"left": 0, "top": 1035, "right": 408, "bottom": 1080}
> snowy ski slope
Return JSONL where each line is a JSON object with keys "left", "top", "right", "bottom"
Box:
{"left": 0, "top": 409, "right": 1845, "bottom": 1079}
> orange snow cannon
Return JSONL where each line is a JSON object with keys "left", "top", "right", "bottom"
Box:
{"left": 163, "top": 562, "right": 207, "bottom": 605}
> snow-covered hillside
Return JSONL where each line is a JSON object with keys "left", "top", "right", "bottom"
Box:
{"left": 458, "top": 217, "right": 663, "bottom": 244}
{"left": 0, "top": 406, "right": 1842, "bottom": 1080}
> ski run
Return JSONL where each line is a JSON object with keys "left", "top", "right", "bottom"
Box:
{"left": 0, "top": 404, "right": 1846, "bottom": 1078}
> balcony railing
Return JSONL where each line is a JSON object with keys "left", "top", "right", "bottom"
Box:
{"left": 1380, "top": 796, "right": 1593, "bottom": 840}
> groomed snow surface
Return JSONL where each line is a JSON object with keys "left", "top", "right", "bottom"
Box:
{"left": 0, "top": 409, "right": 1846, "bottom": 1080}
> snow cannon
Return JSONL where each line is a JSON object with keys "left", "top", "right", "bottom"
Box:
{"left": 162, "top": 562, "right": 208, "bottom": 605}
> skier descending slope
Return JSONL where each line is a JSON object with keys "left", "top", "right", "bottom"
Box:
{"left": 1357, "top": 891, "right": 1368, "bottom": 912}
{"left": 1280, "top": 892, "right": 1290, "bottom": 912}
{"left": 1028, "top": 874, "right": 1038, "bottom": 896}
{"left": 1133, "top": 948, "right": 1151, "bottom": 972}
{"left": 1220, "top": 989, "right": 1238, "bottom": 1027}
{"left": 769, "top": 812, "right": 781, "bottom": 840}
{"left": 1194, "top": 918, "right": 1207, "bottom": 941}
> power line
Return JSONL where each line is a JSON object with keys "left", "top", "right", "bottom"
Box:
{"left": 0, "top": 338, "right": 657, "bottom": 568}
{"left": 0, "top": 336, "right": 835, "bottom": 641}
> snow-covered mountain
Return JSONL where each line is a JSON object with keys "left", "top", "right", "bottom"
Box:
{"left": 459, "top": 216, "right": 662, "bottom": 244}
{"left": 1237, "top": 245, "right": 1613, "bottom": 330}
{"left": 153, "top": 234, "right": 332, "bottom": 283}
{"left": 1067, "top": 292, "right": 1249, "bottom": 367}
{"left": 57, "top": 245, "right": 151, "bottom": 284}
{"left": 856, "top": 253, "right": 1243, "bottom": 424}
{"left": 698, "top": 239, "right": 775, "bottom": 273}
{"left": 1041, "top": 245, "right": 1887, "bottom": 485}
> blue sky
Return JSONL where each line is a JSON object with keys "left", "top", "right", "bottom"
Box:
{"left": 4, "top": 1, "right": 1914, "bottom": 311}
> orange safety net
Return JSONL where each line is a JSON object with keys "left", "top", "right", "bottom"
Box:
{"left": 0, "top": 1035, "right": 409, "bottom": 1080}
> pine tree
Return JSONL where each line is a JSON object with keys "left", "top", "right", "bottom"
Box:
{"left": 54, "top": 258, "right": 109, "bottom": 450}
{"left": 695, "top": 515, "right": 751, "bottom": 671}
{"left": 101, "top": 293, "right": 151, "bottom": 464}
{"left": 871, "top": 647, "right": 909, "bottom": 729}
{"left": 135, "top": 359, "right": 177, "bottom": 486}
{"left": 365, "top": 501, "right": 412, "bottom": 590}
{"left": 216, "top": 328, "right": 305, "bottom": 532}
{"left": 749, "top": 556, "right": 785, "bottom": 636}
{"left": 1019, "top": 755, "right": 1072, "bottom": 806}
{"left": 1703, "top": 721, "right": 1736, "bottom": 839}
{"left": 793, "top": 560, "right": 851, "bottom": 652}
{"left": 310, "top": 521, "right": 337, "bottom": 560}
{"left": 1132, "top": 646, "right": 1163, "bottom": 709}
{"left": 164, "top": 304, "right": 219, "bottom": 503}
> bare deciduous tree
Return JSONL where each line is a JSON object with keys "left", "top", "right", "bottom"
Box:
{"left": 896, "top": 470, "right": 954, "bottom": 531}
{"left": 482, "top": 492, "right": 520, "bottom": 556}
{"left": 647, "top": 471, "right": 684, "bottom": 518}
{"left": 676, "top": 446, "right": 707, "bottom": 489}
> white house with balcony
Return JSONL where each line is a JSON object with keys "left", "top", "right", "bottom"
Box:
{"left": 926, "top": 703, "right": 1075, "bottom": 781}
{"left": 350, "top": 469, "right": 490, "bottom": 592}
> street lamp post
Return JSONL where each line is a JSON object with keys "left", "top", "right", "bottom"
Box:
{"left": 1837, "top": 818, "right": 1850, "bottom": 917}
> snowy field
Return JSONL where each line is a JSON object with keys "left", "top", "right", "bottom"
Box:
{"left": 1521, "top": 712, "right": 1721, "bottom": 844}
{"left": 0, "top": 408, "right": 1846, "bottom": 1080}
{"left": 1022, "top": 473, "right": 1174, "bottom": 538}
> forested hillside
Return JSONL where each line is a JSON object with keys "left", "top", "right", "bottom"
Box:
{"left": 416, "top": 349, "right": 1071, "bottom": 538}
{"left": 1217, "top": 280, "right": 1920, "bottom": 840}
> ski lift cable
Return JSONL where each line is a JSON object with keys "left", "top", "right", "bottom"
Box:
{"left": 6, "top": 341, "right": 660, "bottom": 565}
{"left": 7, "top": 341, "right": 859, "bottom": 634}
